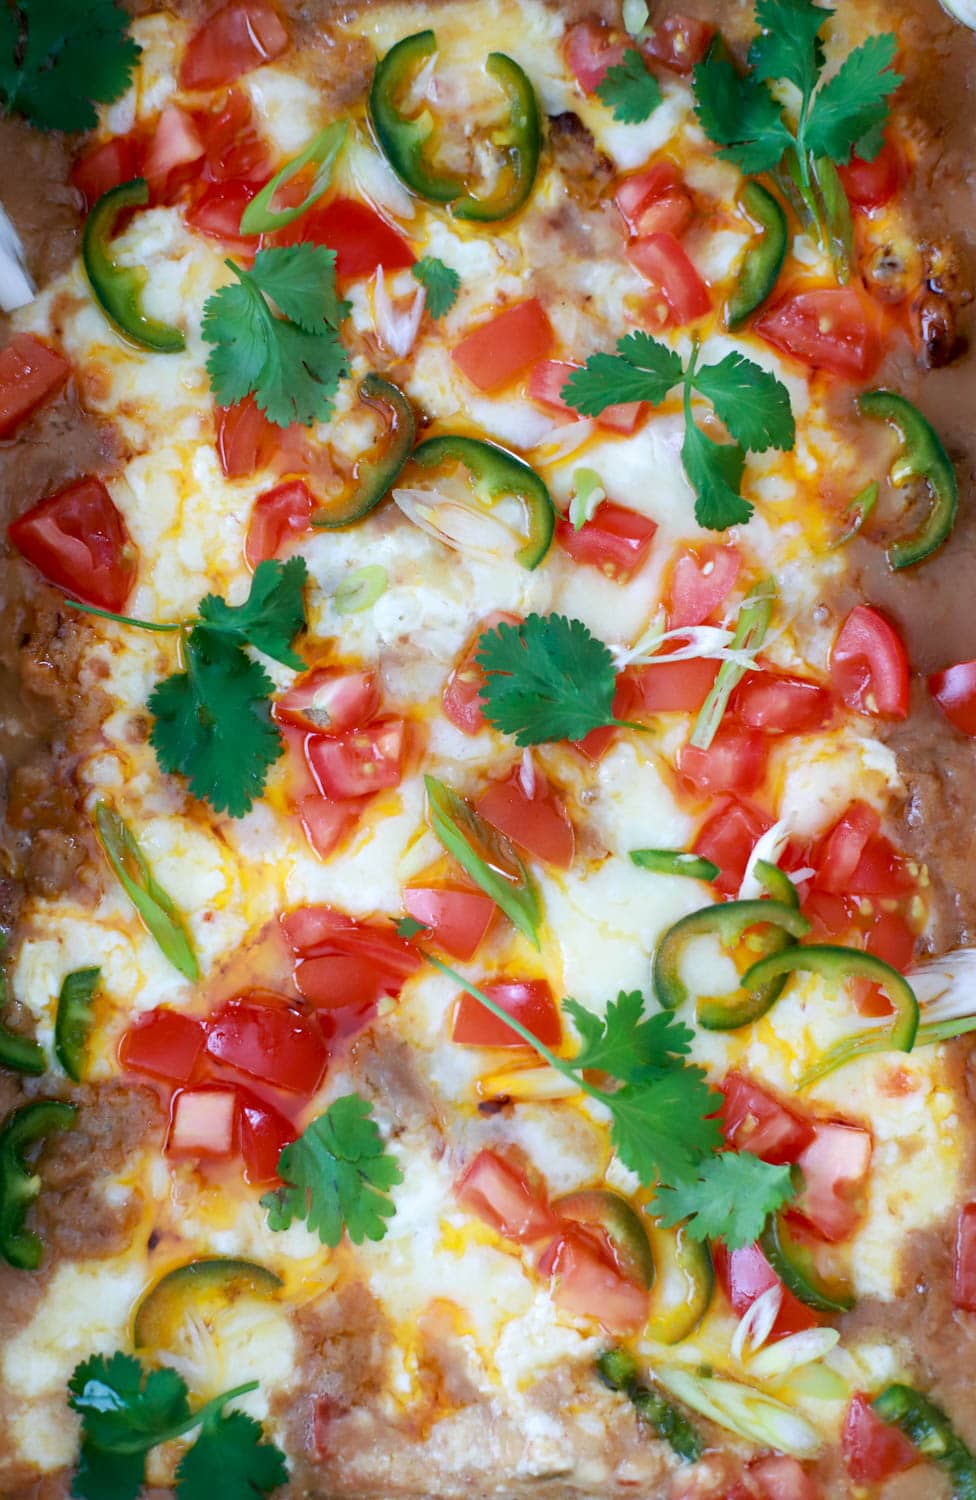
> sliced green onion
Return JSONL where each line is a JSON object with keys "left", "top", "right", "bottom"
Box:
{"left": 630, "top": 849, "right": 719, "bottom": 882}
{"left": 623, "top": 0, "right": 650, "bottom": 34}
{"left": 240, "top": 122, "right": 349, "bottom": 235}
{"left": 424, "top": 775, "right": 542, "bottom": 949}
{"left": 690, "top": 579, "right": 774, "bottom": 750}
{"left": 570, "top": 467, "right": 606, "bottom": 531}
{"left": 830, "top": 481, "right": 879, "bottom": 550}
{"left": 334, "top": 565, "right": 388, "bottom": 615}
{"left": 654, "top": 1367, "right": 821, "bottom": 1458}
{"left": 95, "top": 803, "right": 199, "bottom": 981}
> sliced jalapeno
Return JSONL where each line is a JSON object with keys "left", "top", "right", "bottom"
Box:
{"left": 408, "top": 434, "right": 555, "bottom": 570}
{"left": 311, "top": 375, "right": 415, "bottom": 529}
{"left": 240, "top": 122, "right": 348, "bottom": 235}
{"left": 653, "top": 899, "right": 810, "bottom": 1029}
{"left": 370, "top": 31, "right": 541, "bottom": 222}
{"left": 554, "top": 1189, "right": 654, "bottom": 1288}
{"left": 760, "top": 1213, "right": 855, "bottom": 1313}
{"left": 597, "top": 1348, "right": 703, "bottom": 1462}
{"left": 134, "top": 1257, "right": 283, "bottom": 1348}
{"left": 83, "top": 180, "right": 186, "bottom": 353}
{"left": 858, "top": 389, "right": 958, "bottom": 569}
{"left": 0, "top": 964, "right": 44, "bottom": 1076}
{"left": 645, "top": 1218, "right": 714, "bottom": 1344}
{"left": 726, "top": 181, "right": 788, "bottom": 329}
{"left": 754, "top": 859, "right": 800, "bottom": 909}
{"left": 631, "top": 849, "right": 720, "bottom": 882}
{"left": 54, "top": 967, "right": 101, "bottom": 1083}
{"left": 0, "top": 1100, "right": 78, "bottom": 1270}
{"left": 873, "top": 1384, "right": 976, "bottom": 1499}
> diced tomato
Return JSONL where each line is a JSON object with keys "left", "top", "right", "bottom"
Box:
{"left": 8, "top": 476, "right": 136, "bottom": 613}
{"left": 802, "top": 888, "right": 854, "bottom": 944}
{"left": 678, "top": 723, "right": 768, "bottom": 798}
{"left": 929, "top": 659, "right": 976, "bottom": 737}
{"left": 556, "top": 502, "right": 657, "bottom": 582}
{"left": 186, "top": 179, "right": 262, "bottom": 245}
{"left": 197, "top": 89, "right": 270, "bottom": 183}
{"left": 442, "top": 611, "right": 520, "bottom": 735}
{"left": 403, "top": 885, "right": 496, "bottom": 961}
{"left": 573, "top": 670, "right": 643, "bottom": 763}
{"left": 830, "top": 604, "right": 910, "bottom": 719}
{"left": 275, "top": 667, "right": 379, "bottom": 735}
{"left": 790, "top": 1121, "right": 872, "bottom": 1242}
{"left": 452, "top": 299, "right": 554, "bottom": 393}
{"left": 277, "top": 196, "right": 413, "bottom": 279}
{"left": 864, "top": 910, "right": 916, "bottom": 972}
{"left": 283, "top": 906, "right": 421, "bottom": 1010}
{"left": 71, "top": 133, "right": 147, "bottom": 211}
{"left": 813, "top": 802, "right": 912, "bottom": 900}
{"left": 755, "top": 288, "right": 884, "bottom": 381}
{"left": 306, "top": 717, "right": 406, "bottom": 800}
{"left": 720, "top": 1073, "right": 816, "bottom": 1165}
{"left": 693, "top": 797, "right": 772, "bottom": 895}
{"left": 476, "top": 767, "right": 575, "bottom": 870}
{"left": 167, "top": 1087, "right": 238, "bottom": 1157}
{"left": 748, "top": 1456, "right": 821, "bottom": 1500}
{"left": 239, "top": 1090, "right": 296, "bottom": 1185}
{"left": 563, "top": 19, "right": 626, "bottom": 93}
{"left": 527, "top": 359, "right": 642, "bottom": 433}
{"left": 215, "top": 396, "right": 284, "bottom": 479}
{"left": 628, "top": 233, "right": 711, "bottom": 325}
{"left": 954, "top": 1203, "right": 976, "bottom": 1312}
{"left": 615, "top": 160, "right": 693, "bottom": 239}
{"left": 245, "top": 479, "right": 313, "bottom": 567}
{"left": 712, "top": 1241, "right": 820, "bottom": 1340}
{"left": 452, "top": 977, "right": 561, "bottom": 1048}
{"left": 455, "top": 1148, "right": 559, "bottom": 1244}
{"left": 180, "top": 0, "right": 289, "bottom": 91}
{"left": 666, "top": 542, "right": 742, "bottom": 629}
{"left": 119, "top": 1008, "right": 206, "bottom": 1083}
{"left": 538, "top": 1226, "right": 649, "bottom": 1334}
{"left": 842, "top": 1394, "right": 917, "bottom": 1484}
{"left": 0, "top": 333, "right": 70, "bottom": 439}
{"left": 298, "top": 792, "right": 363, "bottom": 861}
{"left": 641, "top": 15, "right": 716, "bottom": 74}
{"left": 732, "top": 673, "right": 833, "bottom": 735}
{"left": 144, "top": 103, "right": 205, "bottom": 200}
{"left": 633, "top": 655, "right": 721, "bottom": 715}
{"left": 205, "top": 992, "right": 328, "bottom": 1095}
{"left": 838, "top": 138, "right": 903, "bottom": 213}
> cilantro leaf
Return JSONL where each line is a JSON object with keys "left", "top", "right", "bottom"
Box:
{"left": 0, "top": 0, "right": 140, "bottom": 133}
{"left": 262, "top": 1094, "right": 402, "bottom": 1247}
{"left": 149, "top": 633, "right": 283, "bottom": 819}
{"left": 562, "top": 333, "right": 683, "bottom": 416}
{"left": 692, "top": 49, "right": 793, "bottom": 176}
{"left": 682, "top": 418, "right": 752, "bottom": 531}
{"left": 176, "top": 1410, "right": 288, "bottom": 1500}
{"left": 691, "top": 351, "right": 795, "bottom": 454}
{"left": 411, "top": 256, "right": 461, "bottom": 318}
{"left": 395, "top": 915, "right": 429, "bottom": 940}
{"left": 475, "top": 613, "right": 622, "bottom": 746}
{"left": 804, "top": 34, "right": 902, "bottom": 166}
{"left": 750, "top": 0, "right": 827, "bottom": 98}
{"left": 596, "top": 47, "right": 663, "bottom": 123}
{"left": 202, "top": 247, "right": 349, "bottom": 429}
{"left": 564, "top": 992, "right": 694, "bottom": 1084}
{"left": 197, "top": 557, "right": 308, "bottom": 670}
{"left": 652, "top": 1151, "right": 796, "bottom": 1249}
{"left": 609, "top": 1067, "right": 723, "bottom": 1188}
{"left": 69, "top": 1354, "right": 190, "bottom": 1454}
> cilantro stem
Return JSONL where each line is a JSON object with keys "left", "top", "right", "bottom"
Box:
{"left": 105, "top": 1381, "right": 260, "bottom": 1455}
{"left": 65, "top": 601, "right": 180, "bottom": 633}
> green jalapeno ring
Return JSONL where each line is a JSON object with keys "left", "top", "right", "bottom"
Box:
{"left": 311, "top": 375, "right": 416, "bottom": 529}
{"left": 652, "top": 899, "right": 811, "bottom": 1028}
{"left": 858, "top": 389, "right": 958, "bottom": 570}
{"left": 451, "top": 52, "right": 541, "bottom": 223}
{"left": 725, "top": 180, "right": 788, "bottom": 330}
{"left": 631, "top": 849, "right": 720, "bottom": 882}
{"left": 0, "top": 1100, "right": 78, "bottom": 1270}
{"left": 753, "top": 858, "right": 800, "bottom": 909}
{"left": 82, "top": 179, "right": 187, "bottom": 354}
{"left": 760, "top": 1212, "right": 855, "bottom": 1313}
{"left": 873, "top": 1383, "right": 976, "bottom": 1496}
{"left": 645, "top": 1219, "right": 714, "bottom": 1344}
{"left": 596, "top": 1348, "right": 704, "bottom": 1462}
{"left": 409, "top": 434, "right": 555, "bottom": 570}
{"left": 54, "top": 967, "right": 101, "bottom": 1083}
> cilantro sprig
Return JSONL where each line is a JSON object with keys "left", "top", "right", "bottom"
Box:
{"left": 652, "top": 1150, "right": 795, "bottom": 1247}
{"left": 262, "top": 1094, "right": 402, "bottom": 1246}
{"left": 562, "top": 333, "right": 795, "bottom": 530}
{"left": 0, "top": 0, "right": 140, "bottom": 132}
{"left": 596, "top": 47, "right": 662, "bottom": 123}
{"left": 411, "top": 256, "right": 461, "bottom": 318}
{"left": 202, "top": 245, "right": 350, "bottom": 428}
{"left": 693, "top": 2, "right": 902, "bottom": 276}
{"left": 71, "top": 558, "right": 308, "bottom": 817}
{"left": 68, "top": 1352, "right": 286, "bottom": 1500}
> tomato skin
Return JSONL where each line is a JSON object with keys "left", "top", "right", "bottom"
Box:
{"left": 186, "top": 179, "right": 262, "bottom": 246}
{"left": 678, "top": 723, "right": 768, "bottom": 798}
{"left": 628, "top": 232, "right": 711, "bottom": 325}
{"left": 453, "top": 978, "right": 561, "bottom": 1048}
{"left": 633, "top": 655, "right": 721, "bottom": 714}
{"left": 839, "top": 138, "right": 903, "bottom": 213}
{"left": 476, "top": 769, "right": 575, "bottom": 870}
{"left": 712, "top": 1242, "right": 820, "bottom": 1341}
{"left": 666, "top": 542, "right": 742, "bottom": 629}
{"left": 831, "top": 605, "right": 910, "bottom": 719}
{"left": 455, "top": 1148, "right": 559, "bottom": 1244}
{"left": 842, "top": 1394, "right": 917, "bottom": 1484}
{"left": 239, "top": 1090, "right": 296, "bottom": 1185}
{"left": 71, "top": 133, "right": 147, "bottom": 210}
{"left": 693, "top": 797, "right": 772, "bottom": 895}
{"left": 0, "top": 333, "right": 70, "bottom": 439}
{"left": 196, "top": 89, "right": 270, "bottom": 183}
{"left": 8, "top": 476, "right": 136, "bottom": 613}
{"left": 720, "top": 1073, "right": 816, "bottom": 1165}
{"left": 204, "top": 992, "right": 328, "bottom": 1096}
{"left": 556, "top": 502, "right": 657, "bottom": 582}
{"left": 277, "top": 196, "right": 413, "bottom": 279}
{"left": 216, "top": 396, "right": 282, "bottom": 479}
{"left": 929, "top": 660, "right": 976, "bottom": 737}
{"left": 180, "top": 0, "right": 289, "bottom": 91}
{"left": 790, "top": 1121, "right": 872, "bottom": 1242}
{"left": 527, "top": 359, "right": 642, "bottom": 434}
{"left": 953, "top": 1203, "right": 976, "bottom": 1312}
{"left": 306, "top": 717, "right": 406, "bottom": 800}
{"left": 403, "top": 885, "right": 496, "bottom": 961}
{"left": 441, "top": 611, "right": 520, "bottom": 735}
{"left": 298, "top": 792, "right": 362, "bottom": 861}
{"left": 119, "top": 1008, "right": 206, "bottom": 1083}
{"left": 167, "top": 1087, "right": 239, "bottom": 1158}
{"left": 452, "top": 300, "right": 555, "bottom": 393}
{"left": 144, "top": 103, "right": 205, "bottom": 200}
{"left": 537, "top": 1226, "right": 649, "bottom": 1335}
{"left": 283, "top": 906, "right": 421, "bottom": 1010}
{"left": 245, "top": 479, "right": 313, "bottom": 567}
{"left": 275, "top": 667, "right": 379, "bottom": 735}
{"left": 641, "top": 14, "right": 716, "bottom": 74}
{"left": 756, "top": 288, "right": 883, "bottom": 381}
{"left": 812, "top": 801, "right": 878, "bottom": 892}
{"left": 615, "top": 161, "right": 694, "bottom": 240}
{"left": 563, "top": 19, "right": 626, "bottom": 92}
{"left": 732, "top": 673, "right": 833, "bottom": 734}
